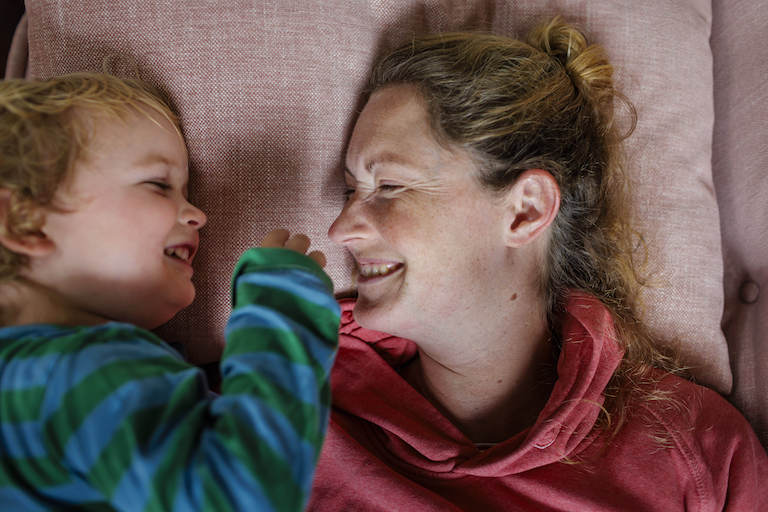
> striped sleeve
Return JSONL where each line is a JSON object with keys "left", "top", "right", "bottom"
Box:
{"left": 0, "top": 247, "right": 340, "bottom": 512}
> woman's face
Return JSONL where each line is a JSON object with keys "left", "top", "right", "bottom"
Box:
{"left": 329, "top": 85, "right": 515, "bottom": 339}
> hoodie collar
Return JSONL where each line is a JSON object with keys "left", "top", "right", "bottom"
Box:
{"left": 331, "top": 291, "right": 624, "bottom": 476}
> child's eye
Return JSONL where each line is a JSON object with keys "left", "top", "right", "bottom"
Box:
{"left": 146, "top": 181, "right": 171, "bottom": 192}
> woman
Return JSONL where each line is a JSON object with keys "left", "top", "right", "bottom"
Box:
{"left": 309, "top": 17, "right": 767, "bottom": 511}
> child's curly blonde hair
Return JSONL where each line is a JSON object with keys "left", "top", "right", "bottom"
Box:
{"left": 0, "top": 72, "right": 180, "bottom": 280}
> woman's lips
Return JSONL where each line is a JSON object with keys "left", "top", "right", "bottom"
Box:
{"left": 357, "top": 262, "right": 404, "bottom": 283}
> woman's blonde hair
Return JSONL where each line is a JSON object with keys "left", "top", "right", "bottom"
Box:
{"left": 0, "top": 72, "right": 180, "bottom": 280}
{"left": 369, "top": 17, "right": 683, "bottom": 437}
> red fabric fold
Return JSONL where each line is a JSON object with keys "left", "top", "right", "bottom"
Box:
{"left": 311, "top": 293, "right": 768, "bottom": 510}
{"left": 331, "top": 292, "right": 623, "bottom": 476}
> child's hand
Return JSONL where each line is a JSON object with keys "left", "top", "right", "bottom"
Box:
{"left": 261, "top": 229, "right": 327, "bottom": 268}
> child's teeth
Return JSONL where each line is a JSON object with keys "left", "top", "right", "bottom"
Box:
{"left": 165, "top": 247, "right": 190, "bottom": 261}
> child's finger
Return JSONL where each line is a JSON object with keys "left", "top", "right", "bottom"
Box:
{"left": 307, "top": 250, "right": 327, "bottom": 268}
{"left": 261, "top": 229, "right": 290, "bottom": 247}
{"left": 284, "top": 233, "right": 311, "bottom": 254}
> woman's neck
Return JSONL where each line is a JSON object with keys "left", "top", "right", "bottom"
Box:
{"left": 403, "top": 301, "right": 556, "bottom": 444}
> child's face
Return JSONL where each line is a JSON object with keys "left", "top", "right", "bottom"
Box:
{"left": 32, "top": 108, "right": 207, "bottom": 329}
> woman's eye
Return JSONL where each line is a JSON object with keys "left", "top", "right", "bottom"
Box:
{"left": 376, "top": 183, "right": 403, "bottom": 194}
{"left": 345, "top": 182, "right": 403, "bottom": 202}
{"left": 376, "top": 183, "right": 405, "bottom": 197}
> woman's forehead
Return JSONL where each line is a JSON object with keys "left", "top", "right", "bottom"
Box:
{"left": 346, "top": 87, "right": 447, "bottom": 173}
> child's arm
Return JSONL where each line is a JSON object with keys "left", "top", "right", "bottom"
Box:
{"left": 2, "top": 231, "right": 340, "bottom": 511}
{"left": 211, "top": 230, "right": 341, "bottom": 509}
{"left": 140, "top": 231, "right": 340, "bottom": 511}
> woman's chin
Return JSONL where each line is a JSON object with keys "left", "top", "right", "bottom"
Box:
{"left": 353, "top": 295, "right": 390, "bottom": 328}
{"left": 353, "top": 297, "right": 414, "bottom": 338}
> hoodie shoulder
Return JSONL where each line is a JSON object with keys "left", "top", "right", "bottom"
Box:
{"left": 626, "top": 372, "right": 768, "bottom": 511}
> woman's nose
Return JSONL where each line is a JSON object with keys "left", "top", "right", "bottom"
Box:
{"left": 328, "top": 199, "right": 368, "bottom": 246}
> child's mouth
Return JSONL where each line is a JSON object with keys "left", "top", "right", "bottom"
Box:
{"left": 164, "top": 245, "right": 194, "bottom": 265}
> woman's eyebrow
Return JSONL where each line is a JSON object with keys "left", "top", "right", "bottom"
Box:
{"left": 364, "top": 152, "right": 414, "bottom": 173}
{"left": 346, "top": 152, "right": 426, "bottom": 178}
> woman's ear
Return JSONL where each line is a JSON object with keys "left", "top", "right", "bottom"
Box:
{"left": 502, "top": 169, "right": 561, "bottom": 248}
{"left": 0, "top": 189, "right": 55, "bottom": 257}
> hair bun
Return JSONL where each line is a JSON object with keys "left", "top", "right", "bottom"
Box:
{"left": 527, "top": 16, "right": 617, "bottom": 130}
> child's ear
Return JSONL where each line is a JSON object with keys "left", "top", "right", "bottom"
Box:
{"left": 502, "top": 169, "right": 561, "bottom": 248}
{"left": 0, "top": 189, "right": 55, "bottom": 257}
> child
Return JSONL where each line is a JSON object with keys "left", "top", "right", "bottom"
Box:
{"left": 0, "top": 72, "right": 340, "bottom": 511}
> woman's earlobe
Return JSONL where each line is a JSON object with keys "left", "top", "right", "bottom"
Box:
{"left": 0, "top": 189, "right": 55, "bottom": 257}
{"left": 504, "top": 169, "right": 561, "bottom": 248}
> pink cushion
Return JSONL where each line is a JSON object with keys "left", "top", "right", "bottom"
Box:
{"left": 711, "top": 0, "right": 768, "bottom": 446}
{"left": 14, "top": 0, "right": 730, "bottom": 392}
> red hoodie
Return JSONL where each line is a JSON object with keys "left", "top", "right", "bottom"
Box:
{"left": 308, "top": 293, "right": 768, "bottom": 511}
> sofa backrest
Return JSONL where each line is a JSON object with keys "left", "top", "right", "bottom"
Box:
{"left": 8, "top": 0, "right": 732, "bottom": 397}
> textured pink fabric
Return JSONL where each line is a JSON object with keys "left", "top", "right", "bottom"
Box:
{"left": 711, "top": 1, "right": 768, "bottom": 446}
{"left": 308, "top": 296, "right": 768, "bottom": 511}
{"left": 11, "top": 1, "right": 730, "bottom": 392}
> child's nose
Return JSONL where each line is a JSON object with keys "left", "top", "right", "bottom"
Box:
{"left": 181, "top": 201, "right": 207, "bottom": 229}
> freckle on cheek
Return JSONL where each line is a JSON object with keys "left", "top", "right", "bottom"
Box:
{"left": 510, "top": 293, "right": 518, "bottom": 301}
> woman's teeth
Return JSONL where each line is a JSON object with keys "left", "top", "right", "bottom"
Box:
{"left": 359, "top": 263, "right": 399, "bottom": 278}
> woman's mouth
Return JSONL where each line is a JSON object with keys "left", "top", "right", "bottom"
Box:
{"left": 358, "top": 262, "right": 403, "bottom": 282}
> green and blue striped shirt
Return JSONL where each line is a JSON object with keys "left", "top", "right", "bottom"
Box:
{"left": 0, "top": 248, "right": 340, "bottom": 511}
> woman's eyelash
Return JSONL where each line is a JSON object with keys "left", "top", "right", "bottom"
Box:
{"left": 343, "top": 183, "right": 403, "bottom": 200}
{"left": 377, "top": 184, "right": 402, "bottom": 192}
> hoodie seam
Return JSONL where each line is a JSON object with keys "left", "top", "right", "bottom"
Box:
{"left": 642, "top": 404, "right": 707, "bottom": 512}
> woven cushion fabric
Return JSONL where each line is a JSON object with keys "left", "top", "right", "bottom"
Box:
{"left": 712, "top": 0, "right": 768, "bottom": 444}
{"left": 16, "top": 0, "right": 730, "bottom": 392}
